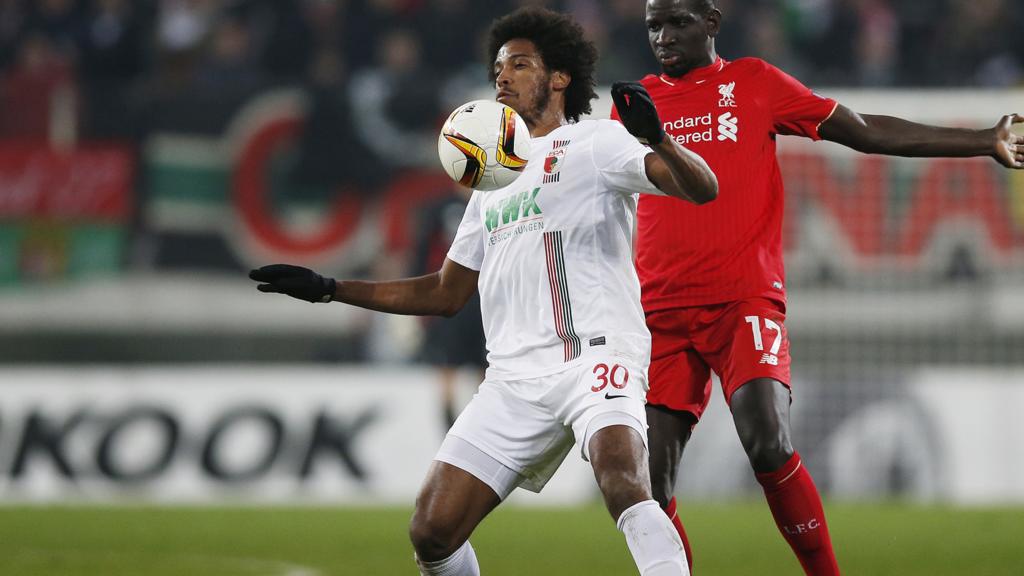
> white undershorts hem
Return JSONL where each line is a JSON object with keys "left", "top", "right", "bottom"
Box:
{"left": 435, "top": 434, "right": 524, "bottom": 501}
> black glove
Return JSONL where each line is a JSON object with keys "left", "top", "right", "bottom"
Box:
{"left": 611, "top": 81, "right": 665, "bottom": 146}
{"left": 249, "top": 264, "right": 336, "bottom": 303}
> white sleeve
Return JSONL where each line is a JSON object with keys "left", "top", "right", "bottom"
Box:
{"left": 592, "top": 119, "right": 665, "bottom": 196}
{"left": 445, "top": 191, "right": 485, "bottom": 271}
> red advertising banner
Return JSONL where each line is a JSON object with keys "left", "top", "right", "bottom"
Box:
{"left": 0, "top": 145, "right": 133, "bottom": 222}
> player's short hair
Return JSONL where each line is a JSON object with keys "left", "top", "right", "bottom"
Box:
{"left": 687, "top": 0, "right": 716, "bottom": 16}
{"left": 486, "top": 7, "right": 598, "bottom": 123}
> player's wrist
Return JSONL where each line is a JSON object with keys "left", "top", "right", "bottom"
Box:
{"left": 645, "top": 124, "right": 666, "bottom": 146}
{"left": 647, "top": 130, "right": 670, "bottom": 148}
{"left": 984, "top": 128, "right": 1008, "bottom": 164}
{"left": 324, "top": 277, "right": 338, "bottom": 303}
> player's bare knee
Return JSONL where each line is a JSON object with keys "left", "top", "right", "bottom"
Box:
{"left": 595, "top": 467, "right": 651, "bottom": 519}
{"left": 408, "top": 510, "right": 462, "bottom": 562}
{"left": 596, "top": 466, "right": 646, "bottom": 493}
{"left": 743, "top": 434, "right": 794, "bottom": 472}
{"left": 409, "top": 490, "right": 463, "bottom": 560}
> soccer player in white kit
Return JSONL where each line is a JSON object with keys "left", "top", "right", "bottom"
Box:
{"left": 249, "top": 7, "right": 717, "bottom": 576}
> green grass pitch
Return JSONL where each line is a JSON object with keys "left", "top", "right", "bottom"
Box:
{"left": 0, "top": 502, "right": 1021, "bottom": 575}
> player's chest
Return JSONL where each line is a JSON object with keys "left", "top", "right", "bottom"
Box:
{"left": 478, "top": 143, "right": 599, "bottom": 248}
{"left": 654, "top": 80, "right": 769, "bottom": 151}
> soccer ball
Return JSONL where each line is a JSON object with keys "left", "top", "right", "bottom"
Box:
{"left": 437, "top": 99, "right": 530, "bottom": 191}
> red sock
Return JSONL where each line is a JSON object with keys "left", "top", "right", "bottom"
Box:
{"left": 664, "top": 496, "right": 693, "bottom": 573}
{"left": 755, "top": 453, "right": 839, "bottom": 576}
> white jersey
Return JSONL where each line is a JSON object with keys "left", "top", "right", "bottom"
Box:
{"left": 447, "top": 119, "right": 665, "bottom": 380}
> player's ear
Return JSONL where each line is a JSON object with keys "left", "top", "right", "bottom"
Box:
{"left": 551, "top": 70, "right": 570, "bottom": 92}
{"left": 706, "top": 9, "right": 722, "bottom": 37}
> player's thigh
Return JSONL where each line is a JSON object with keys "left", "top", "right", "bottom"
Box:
{"left": 646, "top": 308, "right": 714, "bottom": 418}
{"left": 587, "top": 424, "right": 652, "bottom": 518}
{"left": 412, "top": 459, "right": 501, "bottom": 546}
{"left": 550, "top": 358, "right": 650, "bottom": 465}
{"left": 703, "top": 297, "right": 792, "bottom": 405}
{"left": 644, "top": 403, "right": 698, "bottom": 493}
{"left": 588, "top": 423, "right": 650, "bottom": 487}
{"left": 562, "top": 360, "right": 655, "bottom": 517}
{"left": 445, "top": 379, "right": 575, "bottom": 495}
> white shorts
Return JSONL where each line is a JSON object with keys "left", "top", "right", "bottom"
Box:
{"left": 435, "top": 357, "right": 649, "bottom": 499}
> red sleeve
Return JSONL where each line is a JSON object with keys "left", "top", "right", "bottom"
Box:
{"left": 610, "top": 104, "right": 621, "bottom": 122}
{"left": 762, "top": 63, "right": 837, "bottom": 140}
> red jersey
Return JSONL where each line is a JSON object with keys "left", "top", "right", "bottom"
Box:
{"left": 612, "top": 57, "right": 837, "bottom": 309}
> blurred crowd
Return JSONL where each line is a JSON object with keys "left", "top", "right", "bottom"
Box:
{"left": 0, "top": 0, "right": 1022, "bottom": 154}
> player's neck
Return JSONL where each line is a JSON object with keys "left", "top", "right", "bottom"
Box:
{"left": 527, "top": 109, "right": 568, "bottom": 138}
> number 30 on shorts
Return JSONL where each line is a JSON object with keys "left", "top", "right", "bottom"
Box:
{"left": 591, "top": 363, "right": 629, "bottom": 392}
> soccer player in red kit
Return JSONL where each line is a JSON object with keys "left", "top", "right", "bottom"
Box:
{"left": 610, "top": 1, "right": 1024, "bottom": 574}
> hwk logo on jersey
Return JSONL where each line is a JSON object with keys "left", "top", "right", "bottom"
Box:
{"left": 485, "top": 187, "right": 542, "bottom": 232}
{"left": 717, "top": 82, "right": 737, "bottom": 107}
{"left": 717, "top": 112, "right": 738, "bottom": 142}
{"left": 543, "top": 140, "right": 569, "bottom": 183}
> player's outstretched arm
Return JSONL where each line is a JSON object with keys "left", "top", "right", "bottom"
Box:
{"left": 644, "top": 138, "right": 719, "bottom": 204}
{"left": 610, "top": 81, "right": 718, "bottom": 204}
{"left": 819, "top": 105, "right": 1024, "bottom": 169}
{"left": 249, "top": 259, "right": 479, "bottom": 317}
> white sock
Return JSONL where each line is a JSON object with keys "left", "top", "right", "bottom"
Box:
{"left": 416, "top": 540, "right": 481, "bottom": 576}
{"left": 617, "top": 499, "right": 690, "bottom": 576}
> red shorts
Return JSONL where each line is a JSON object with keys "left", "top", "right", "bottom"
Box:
{"left": 645, "top": 297, "right": 791, "bottom": 420}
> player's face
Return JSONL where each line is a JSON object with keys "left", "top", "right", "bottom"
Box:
{"left": 646, "top": 0, "right": 719, "bottom": 77}
{"left": 493, "top": 39, "right": 553, "bottom": 126}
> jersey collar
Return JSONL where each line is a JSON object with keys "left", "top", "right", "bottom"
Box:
{"left": 658, "top": 56, "right": 726, "bottom": 87}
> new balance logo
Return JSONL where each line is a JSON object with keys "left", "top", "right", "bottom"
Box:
{"left": 717, "top": 112, "right": 738, "bottom": 142}
{"left": 760, "top": 353, "right": 779, "bottom": 366}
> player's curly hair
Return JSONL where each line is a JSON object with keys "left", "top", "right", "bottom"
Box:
{"left": 486, "top": 7, "right": 598, "bottom": 123}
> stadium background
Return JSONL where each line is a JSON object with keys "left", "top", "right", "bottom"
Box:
{"left": 0, "top": 0, "right": 1023, "bottom": 574}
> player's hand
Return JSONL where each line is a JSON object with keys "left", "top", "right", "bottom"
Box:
{"left": 611, "top": 81, "right": 665, "bottom": 146}
{"left": 993, "top": 113, "right": 1024, "bottom": 169}
{"left": 249, "top": 264, "right": 336, "bottom": 303}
